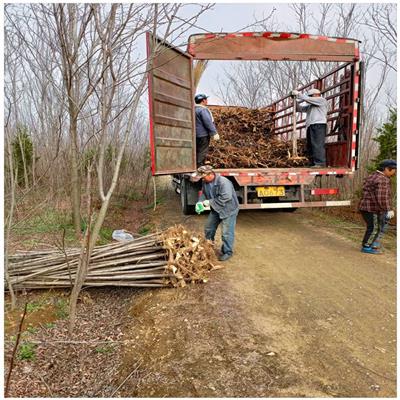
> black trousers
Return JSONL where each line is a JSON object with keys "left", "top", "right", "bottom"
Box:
{"left": 306, "top": 124, "right": 327, "bottom": 166}
{"left": 360, "top": 211, "right": 387, "bottom": 247}
{"left": 196, "top": 136, "right": 210, "bottom": 167}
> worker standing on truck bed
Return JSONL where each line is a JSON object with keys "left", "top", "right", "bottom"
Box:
{"left": 358, "top": 159, "right": 396, "bottom": 254}
{"left": 193, "top": 165, "right": 239, "bottom": 261}
{"left": 292, "top": 88, "right": 328, "bottom": 168}
{"left": 195, "top": 94, "right": 220, "bottom": 167}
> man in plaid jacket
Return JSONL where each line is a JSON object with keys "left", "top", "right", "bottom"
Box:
{"left": 359, "top": 159, "right": 397, "bottom": 254}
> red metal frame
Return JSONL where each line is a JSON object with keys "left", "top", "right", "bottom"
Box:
{"left": 350, "top": 60, "right": 361, "bottom": 171}
{"left": 146, "top": 32, "right": 156, "bottom": 175}
{"left": 188, "top": 31, "right": 360, "bottom": 62}
{"left": 267, "top": 62, "right": 358, "bottom": 169}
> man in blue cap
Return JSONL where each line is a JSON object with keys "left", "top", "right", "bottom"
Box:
{"left": 359, "top": 159, "right": 397, "bottom": 254}
{"left": 194, "top": 94, "right": 220, "bottom": 167}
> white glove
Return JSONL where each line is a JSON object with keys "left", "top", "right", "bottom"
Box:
{"left": 291, "top": 90, "right": 299, "bottom": 97}
{"left": 386, "top": 210, "right": 395, "bottom": 219}
{"left": 212, "top": 133, "right": 220, "bottom": 141}
{"left": 203, "top": 200, "right": 210, "bottom": 207}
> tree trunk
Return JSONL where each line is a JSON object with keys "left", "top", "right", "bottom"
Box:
{"left": 70, "top": 114, "right": 81, "bottom": 237}
{"left": 69, "top": 164, "right": 91, "bottom": 334}
{"left": 5, "top": 136, "right": 17, "bottom": 309}
{"left": 17, "top": 131, "right": 30, "bottom": 190}
{"left": 68, "top": 221, "right": 90, "bottom": 334}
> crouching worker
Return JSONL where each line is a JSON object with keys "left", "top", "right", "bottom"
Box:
{"left": 193, "top": 165, "right": 239, "bottom": 261}
{"left": 358, "top": 159, "right": 396, "bottom": 254}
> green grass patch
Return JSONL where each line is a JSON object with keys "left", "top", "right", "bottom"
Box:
{"left": 13, "top": 208, "right": 76, "bottom": 244}
{"left": 122, "top": 189, "right": 143, "bottom": 202}
{"left": 55, "top": 298, "right": 69, "bottom": 319}
{"left": 138, "top": 224, "right": 155, "bottom": 235}
{"left": 26, "top": 300, "right": 45, "bottom": 313}
{"left": 113, "top": 189, "right": 143, "bottom": 210}
{"left": 44, "top": 322, "right": 56, "bottom": 329}
{"left": 18, "top": 342, "right": 36, "bottom": 361}
{"left": 95, "top": 344, "right": 115, "bottom": 354}
{"left": 96, "top": 226, "right": 114, "bottom": 245}
{"left": 26, "top": 325, "right": 39, "bottom": 334}
{"left": 144, "top": 197, "right": 165, "bottom": 210}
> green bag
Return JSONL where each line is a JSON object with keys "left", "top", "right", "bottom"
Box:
{"left": 195, "top": 202, "right": 205, "bottom": 214}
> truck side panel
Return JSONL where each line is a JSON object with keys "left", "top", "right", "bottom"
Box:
{"left": 188, "top": 32, "right": 359, "bottom": 62}
{"left": 146, "top": 33, "right": 196, "bottom": 175}
{"left": 268, "top": 62, "right": 362, "bottom": 170}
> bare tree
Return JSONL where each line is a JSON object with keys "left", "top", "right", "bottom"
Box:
{"left": 65, "top": 3, "right": 213, "bottom": 332}
{"left": 215, "top": 4, "right": 366, "bottom": 104}
{"left": 361, "top": 4, "right": 396, "bottom": 73}
{"left": 5, "top": 3, "right": 213, "bottom": 322}
{"left": 4, "top": 130, "right": 18, "bottom": 309}
{"left": 52, "top": 4, "right": 101, "bottom": 237}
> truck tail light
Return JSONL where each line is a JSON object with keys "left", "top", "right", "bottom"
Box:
{"left": 311, "top": 188, "right": 339, "bottom": 195}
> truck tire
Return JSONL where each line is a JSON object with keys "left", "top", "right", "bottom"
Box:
{"left": 180, "top": 178, "right": 196, "bottom": 215}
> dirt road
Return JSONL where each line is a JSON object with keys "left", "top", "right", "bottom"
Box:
{"left": 118, "top": 186, "right": 396, "bottom": 397}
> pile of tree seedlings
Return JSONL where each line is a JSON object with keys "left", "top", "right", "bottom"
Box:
{"left": 6, "top": 226, "right": 220, "bottom": 290}
{"left": 207, "top": 106, "right": 308, "bottom": 168}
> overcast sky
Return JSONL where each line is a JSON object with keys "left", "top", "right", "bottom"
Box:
{"left": 168, "top": 2, "right": 397, "bottom": 111}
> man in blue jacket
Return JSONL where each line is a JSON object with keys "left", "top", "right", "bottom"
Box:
{"left": 194, "top": 165, "right": 239, "bottom": 261}
{"left": 195, "top": 94, "right": 220, "bottom": 167}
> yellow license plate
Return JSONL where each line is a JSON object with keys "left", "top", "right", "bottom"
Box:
{"left": 256, "top": 186, "right": 285, "bottom": 197}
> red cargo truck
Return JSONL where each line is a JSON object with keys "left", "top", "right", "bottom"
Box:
{"left": 146, "top": 31, "right": 363, "bottom": 214}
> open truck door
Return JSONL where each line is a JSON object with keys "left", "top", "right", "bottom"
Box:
{"left": 146, "top": 32, "right": 196, "bottom": 175}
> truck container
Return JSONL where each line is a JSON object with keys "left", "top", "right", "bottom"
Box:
{"left": 146, "top": 31, "right": 363, "bottom": 214}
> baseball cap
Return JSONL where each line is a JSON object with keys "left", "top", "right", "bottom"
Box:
{"left": 379, "top": 159, "right": 397, "bottom": 169}
{"left": 308, "top": 88, "right": 321, "bottom": 96}
{"left": 195, "top": 93, "right": 209, "bottom": 103}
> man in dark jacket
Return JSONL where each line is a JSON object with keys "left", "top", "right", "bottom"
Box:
{"left": 359, "top": 159, "right": 396, "bottom": 254}
{"left": 195, "top": 94, "right": 220, "bottom": 167}
{"left": 194, "top": 165, "right": 239, "bottom": 261}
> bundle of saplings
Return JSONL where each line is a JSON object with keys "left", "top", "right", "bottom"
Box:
{"left": 6, "top": 226, "right": 220, "bottom": 290}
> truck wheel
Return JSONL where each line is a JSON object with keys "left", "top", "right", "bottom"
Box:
{"left": 180, "top": 178, "right": 195, "bottom": 215}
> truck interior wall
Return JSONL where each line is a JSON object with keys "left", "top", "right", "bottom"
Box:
{"left": 205, "top": 62, "right": 355, "bottom": 169}
{"left": 267, "top": 62, "right": 355, "bottom": 169}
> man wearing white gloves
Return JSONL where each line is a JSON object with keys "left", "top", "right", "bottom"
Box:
{"left": 358, "top": 159, "right": 397, "bottom": 254}
{"left": 292, "top": 88, "right": 328, "bottom": 167}
{"left": 194, "top": 94, "right": 220, "bottom": 167}
{"left": 193, "top": 165, "right": 239, "bottom": 261}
